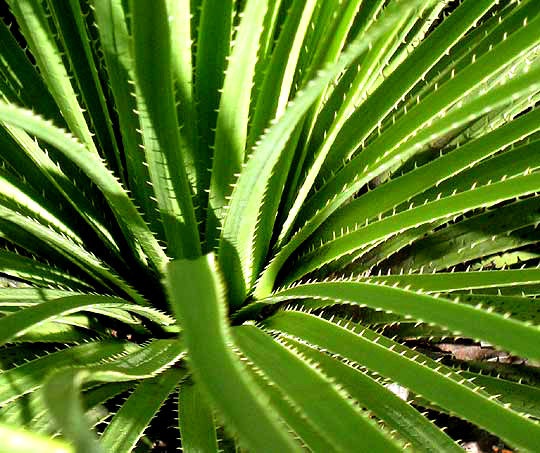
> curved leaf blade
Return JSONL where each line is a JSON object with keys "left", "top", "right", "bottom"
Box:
{"left": 263, "top": 309, "right": 540, "bottom": 452}
{"left": 219, "top": 0, "right": 422, "bottom": 307}
{"left": 100, "top": 368, "right": 186, "bottom": 452}
{"left": 268, "top": 280, "right": 540, "bottom": 362}
{"left": 166, "top": 254, "right": 302, "bottom": 452}
{"left": 0, "top": 102, "right": 168, "bottom": 273}
{"left": 234, "top": 324, "right": 403, "bottom": 452}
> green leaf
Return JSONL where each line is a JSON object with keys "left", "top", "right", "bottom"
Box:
{"left": 46, "top": 0, "right": 124, "bottom": 180}
{"left": 0, "top": 249, "right": 93, "bottom": 291}
{"left": 267, "top": 280, "right": 540, "bottom": 362}
{"left": 43, "top": 370, "right": 104, "bottom": 453}
{"left": 0, "top": 19, "right": 62, "bottom": 124}
{"left": 309, "top": 106, "right": 540, "bottom": 252}
{"left": 220, "top": 0, "right": 421, "bottom": 307}
{"left": 0, "top": 295, "right": 131, "bottom": 346}
{"left": 0, "top": 205, "right": 142, "bottom": 301}
{"left": 277, "top": 0, "right": 425, "bottom": 247}
{"left": 234, "top": 324, "right": 403, "bottom": 452}
{"left": 3, "top": 1, "right": 540, "bottom": 450}
{"left": 15, "top": 337, "right": 184, "bottom": 450}
{"left": 0, "top": 340, "right": 138, "bottom": 406}
{"left": 0, "top": 287, "right": 178, "bottom": 331}
{"left": 130, "top": 0, "right": 201, "bottom": 260}
{"left": 166, "top": 0, "right": 203, "bottom": 229}
{"left": 311, "top": 0, "right": 535, "bottom": 205}
{"left": 282, "top": 336, "right": 463, "bottom": 452}
{"left": 0, "top": 165, "right": 84, "bottom": 247}
{"left": 6, "top": 0, "right": 98, "bottom": 155}
{"left": 306, "top": 0, "right": 501, "bottom": 206}
{"left": 461, "top": 371, "right": 540, "bottom": 420}
{"left": 239, "top": 356, "right": 336, "bottom": 452}
{"left": 263, "top": 309, "right": 540, "bottom": 451}
{"left": 279, "top": 24, "right": 540, "bottom": 273}
{"left": 247, "top": 0, "right": 317, "bottom": 151}
{"left": 194, "top": 0, "right": 233, "bottom": 209}
{"left": 86, "top": 339, "right": 185, "bottom": 382}
{"left": 368, "top": 268, "right": 540, "bottom": 293}
{"left": 93, "top": 0, "right": 164, "bottom": 242}
{"left": 386, "top": 196, "right": 540, "bottom": 273}
{"left": 0, "top": 123, "right": 124, "bottom": 262}
{"left": 100, "top": 368, "right": 186, "bottom": 452}
{"left": 178, "top": 378, "right": 219, "bottom": 453}
{"left": 166, "top": 254, "right": 302, "bottom": 452}
{"left": 259, "top": 61, "right": 540, "bottom": 297}
{"left": 206, "top": 0, "right": 269, "bottom": 248}
{"left": 0, "top": 423, "right": 74, "bottom": 453}
{"left": 0, "top": 102, "right": 168, "bottom": 273}
{"left": 287, "top": 172, "right": 540, "bottom": 283}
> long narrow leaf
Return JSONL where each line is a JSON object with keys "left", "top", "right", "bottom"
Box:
{"left": 166, "top": 254, "right": 302, "bottom": 452}
{"left": 267, "top": 280, "right": 540, "bottom": 362}
{"left": 234, "top": 324, "right": 403, "bottom": 452}
{"left": 220, "top": 1, "right": 421, "bottom": 307}
{"left": 0, "top": 102, "right": 168, "bottom": 273}
{"left": 130, "top": 0, "right": 200, "bottom": 259}
{"left": 263, "top": 309, "right": 540, "bottom": 451}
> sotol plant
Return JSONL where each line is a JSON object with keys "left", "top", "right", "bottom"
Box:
{"left": 1, "top": 0, "right": 540, "bottom": 451}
